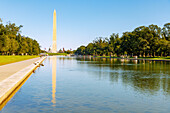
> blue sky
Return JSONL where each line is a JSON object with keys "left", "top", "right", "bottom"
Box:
{"left": 0, "top": 0, "right": 170, "bottom": 50}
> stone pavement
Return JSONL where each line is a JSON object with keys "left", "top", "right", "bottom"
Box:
{"left": 0, "top": 57, "right": 41, "bottom": 82}
{"left": 0, "top": 57, "right": 46, "bottom": 105}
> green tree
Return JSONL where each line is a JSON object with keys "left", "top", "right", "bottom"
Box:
{"left": 162, "top": 23, "right": 170, "bottom": 41}
{"left": 32, "top": 40, "right": 40, "bottom": 55}
{"left": 85, "top": 43, "right": 94, "bottom": 55}
{"left": 0, "top": 19, "right": 40, "bottom": 55}
{"left": 76, "top": 46, "right": 86, "bottom": 55}
{"left": 75, "top": 23, "right": 170, "bottom": 57}
{"left": 9, "top": 38, "right": 19, "bottom": 54}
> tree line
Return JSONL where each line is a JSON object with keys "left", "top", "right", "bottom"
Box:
{"left": 75, "top": 23, "right": 170, "bottom": 57}
{"left": 0, "top": 18, "right": 40, "bottom": 55}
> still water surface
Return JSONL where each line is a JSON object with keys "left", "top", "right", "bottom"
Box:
{"left": 0, "top": 56, "right": 170, "bottom": 113}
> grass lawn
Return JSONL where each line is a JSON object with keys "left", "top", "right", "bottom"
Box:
{"left": 0, "top": 55, "right": 39, "bottom": 66}
{"left": 138, "top": 56, "right": 170, "bottom": 60}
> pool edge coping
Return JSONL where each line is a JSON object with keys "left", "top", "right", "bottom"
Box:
{"left": 0, "top": 56, "right": 47, "bottom": 105}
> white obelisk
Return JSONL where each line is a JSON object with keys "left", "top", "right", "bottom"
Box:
{"left": 52, "top": 9, "right": 57, "bottom": 53}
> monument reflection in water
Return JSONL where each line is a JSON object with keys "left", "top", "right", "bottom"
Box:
{"left": 51, "top": 56, "right": 56, "bottom": 105}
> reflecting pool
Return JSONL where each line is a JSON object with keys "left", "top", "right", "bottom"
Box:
{"left": 0, "top": 56, "right": 170, "bottom": 113}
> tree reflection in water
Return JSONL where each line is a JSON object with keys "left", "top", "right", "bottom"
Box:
{"left": 76, "top": 57, "right": 170, "bottom": 95}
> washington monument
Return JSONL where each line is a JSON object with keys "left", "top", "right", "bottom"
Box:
{"left": 52, "top": 9, "right": 57, "bottom": 53}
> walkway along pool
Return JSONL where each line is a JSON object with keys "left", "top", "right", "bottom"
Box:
{"left": 0, "top": 57, "right": 46, "bottom": 108}
{"left": 0, "top": 56, "right": 170, "bottom": 113}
